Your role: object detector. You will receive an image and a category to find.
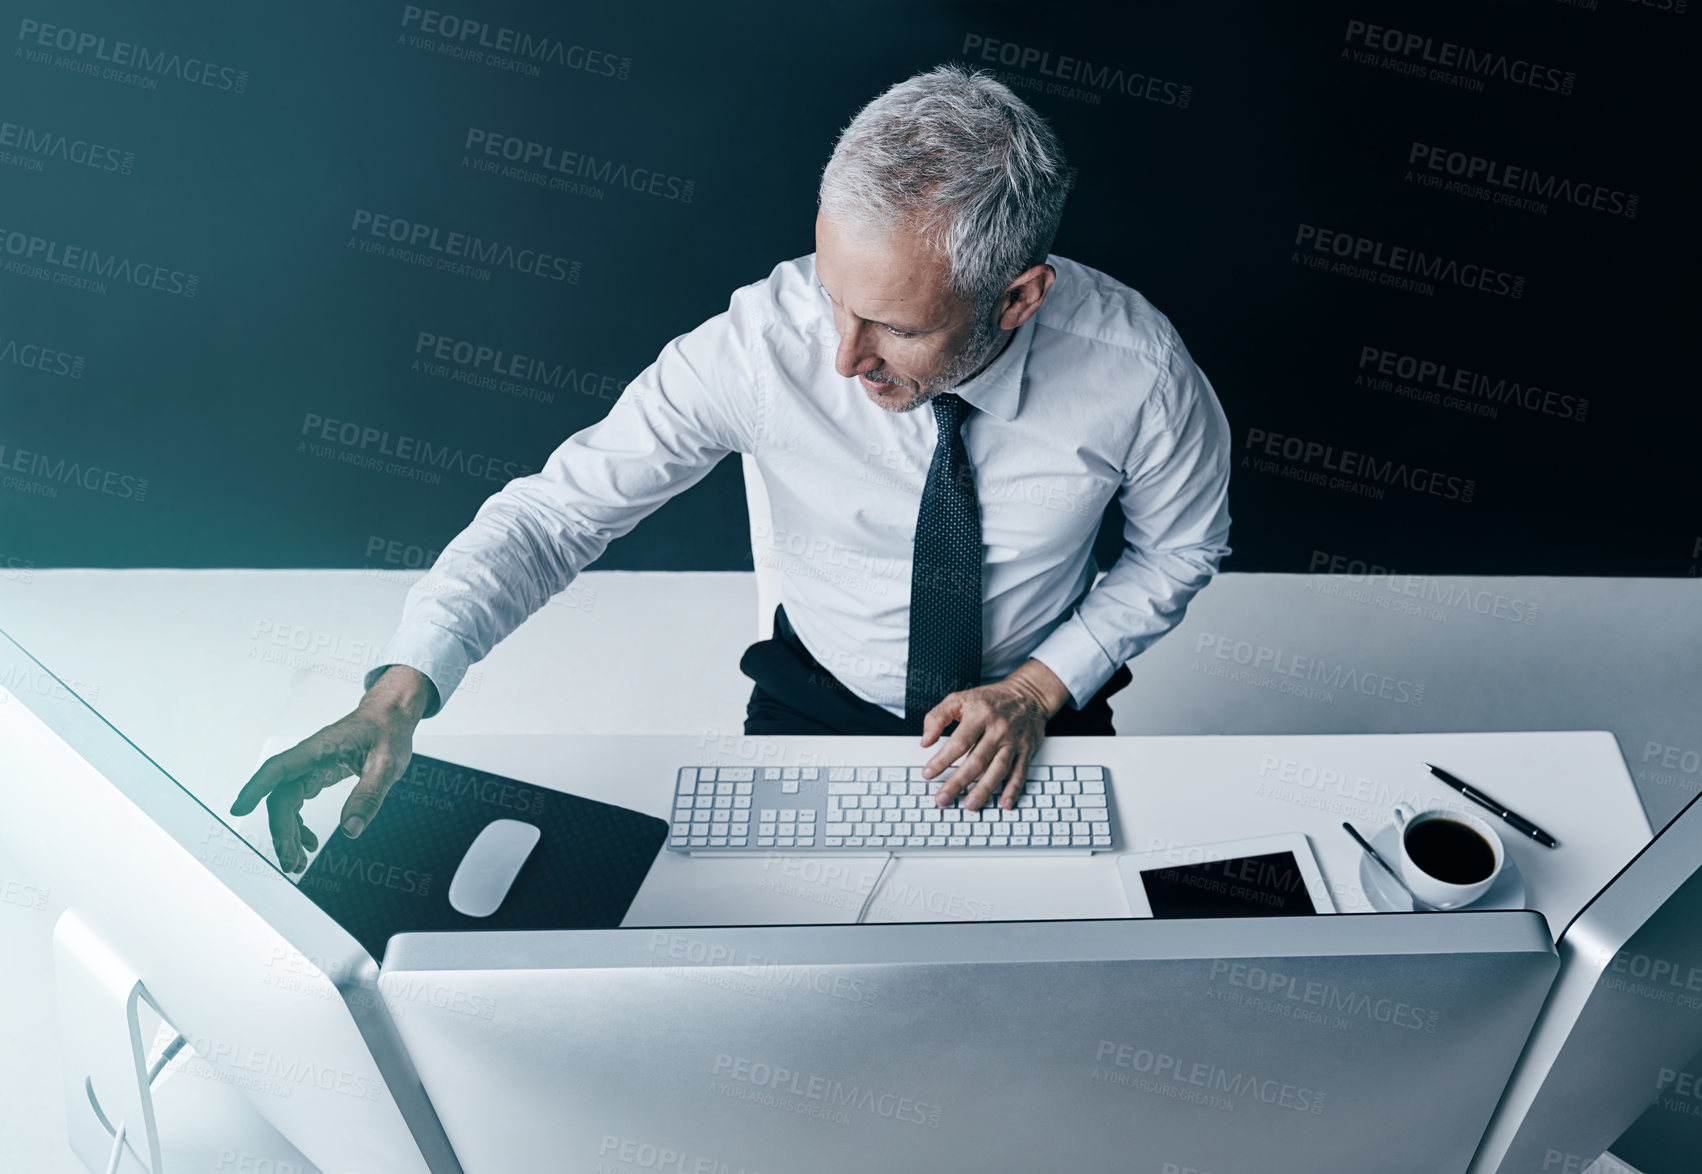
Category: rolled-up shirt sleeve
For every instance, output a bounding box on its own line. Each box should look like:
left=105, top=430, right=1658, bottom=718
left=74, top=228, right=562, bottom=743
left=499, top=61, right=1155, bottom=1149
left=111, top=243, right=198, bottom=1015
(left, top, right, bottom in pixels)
left=1028, top=335, right=1233, bottom=708
left=362, top=292, right=766, bottom=717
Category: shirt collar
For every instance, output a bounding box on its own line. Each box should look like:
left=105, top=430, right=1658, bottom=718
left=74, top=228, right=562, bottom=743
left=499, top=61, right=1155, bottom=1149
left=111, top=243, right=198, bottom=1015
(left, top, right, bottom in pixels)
left=949, top=313, right=1035, bottom=423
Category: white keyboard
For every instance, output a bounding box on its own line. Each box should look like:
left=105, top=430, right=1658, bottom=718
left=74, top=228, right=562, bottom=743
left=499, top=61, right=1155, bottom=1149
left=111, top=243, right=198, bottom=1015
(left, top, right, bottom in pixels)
left=665, top=764, right=1117, bottom=855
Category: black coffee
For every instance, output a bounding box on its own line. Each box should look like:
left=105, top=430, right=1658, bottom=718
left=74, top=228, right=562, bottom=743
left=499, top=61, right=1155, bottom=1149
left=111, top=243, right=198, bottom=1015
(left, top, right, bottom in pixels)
left=1404, top=818, right=1495, bottom=885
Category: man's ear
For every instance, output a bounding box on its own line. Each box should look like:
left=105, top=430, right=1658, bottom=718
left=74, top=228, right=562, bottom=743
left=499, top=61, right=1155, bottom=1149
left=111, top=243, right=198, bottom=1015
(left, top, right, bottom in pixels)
left=997, top=263, right=1056, bottom=331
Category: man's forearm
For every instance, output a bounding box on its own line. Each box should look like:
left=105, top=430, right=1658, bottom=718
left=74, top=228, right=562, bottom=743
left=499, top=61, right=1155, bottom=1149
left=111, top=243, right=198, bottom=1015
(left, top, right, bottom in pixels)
left=1005, top=657, right=1073, bottom=719
left=364, top=664, right=439, bottom=723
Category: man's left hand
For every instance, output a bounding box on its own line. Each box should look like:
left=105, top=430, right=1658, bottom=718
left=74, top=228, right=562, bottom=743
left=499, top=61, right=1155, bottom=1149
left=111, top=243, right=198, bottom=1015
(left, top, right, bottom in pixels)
left=920, top=659, right=1072, bottom=810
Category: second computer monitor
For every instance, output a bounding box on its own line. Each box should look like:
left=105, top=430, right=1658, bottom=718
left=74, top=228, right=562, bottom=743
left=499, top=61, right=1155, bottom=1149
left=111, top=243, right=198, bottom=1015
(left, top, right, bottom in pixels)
left=379, top=912, right=1558, bottom=1174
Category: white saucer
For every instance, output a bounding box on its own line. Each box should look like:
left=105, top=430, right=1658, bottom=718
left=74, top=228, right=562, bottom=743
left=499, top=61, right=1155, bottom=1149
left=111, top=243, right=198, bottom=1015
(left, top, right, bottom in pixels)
left=1358, top=822, right=1526, bottom=913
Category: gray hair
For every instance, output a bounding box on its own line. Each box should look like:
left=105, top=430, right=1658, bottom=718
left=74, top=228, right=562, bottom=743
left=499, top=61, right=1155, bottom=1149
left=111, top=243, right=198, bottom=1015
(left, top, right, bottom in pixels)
left=818, top=63, right=1071, bottom=312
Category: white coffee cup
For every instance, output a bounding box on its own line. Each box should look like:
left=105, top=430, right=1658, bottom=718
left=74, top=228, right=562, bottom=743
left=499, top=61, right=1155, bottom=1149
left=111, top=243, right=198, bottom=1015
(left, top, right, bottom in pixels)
left=1391, top=804, right=1505, bottom=909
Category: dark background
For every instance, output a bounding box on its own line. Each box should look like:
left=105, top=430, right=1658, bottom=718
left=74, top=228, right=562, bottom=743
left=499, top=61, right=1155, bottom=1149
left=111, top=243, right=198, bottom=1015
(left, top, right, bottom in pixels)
left=1, top=0, right=1695, bottom=575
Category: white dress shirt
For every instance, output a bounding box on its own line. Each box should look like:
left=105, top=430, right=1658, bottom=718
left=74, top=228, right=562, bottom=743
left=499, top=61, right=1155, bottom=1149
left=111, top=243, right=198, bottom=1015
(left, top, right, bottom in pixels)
left=365, top=252, right=1233, bottom=720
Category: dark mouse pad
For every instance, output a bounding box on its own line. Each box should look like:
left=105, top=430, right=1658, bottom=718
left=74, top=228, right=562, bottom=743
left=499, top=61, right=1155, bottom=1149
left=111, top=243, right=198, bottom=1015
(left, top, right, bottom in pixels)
left=297, top=753, right=668, bottom=960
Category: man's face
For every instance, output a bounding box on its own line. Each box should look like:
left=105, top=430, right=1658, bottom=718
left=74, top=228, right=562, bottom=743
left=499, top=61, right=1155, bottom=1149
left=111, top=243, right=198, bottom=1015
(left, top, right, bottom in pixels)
left=814, top=211, right=1001, bottom=414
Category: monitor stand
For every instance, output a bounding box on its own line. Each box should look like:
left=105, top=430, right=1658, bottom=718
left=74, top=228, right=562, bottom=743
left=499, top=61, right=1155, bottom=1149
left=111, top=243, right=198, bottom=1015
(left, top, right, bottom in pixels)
left=54, top=909, right=317, bottom=1174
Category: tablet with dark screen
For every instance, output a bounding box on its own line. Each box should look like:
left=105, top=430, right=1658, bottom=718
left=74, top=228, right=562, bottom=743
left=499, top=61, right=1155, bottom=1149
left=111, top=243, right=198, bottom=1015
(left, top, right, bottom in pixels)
left=1139, top=851, right=1319, bottom=918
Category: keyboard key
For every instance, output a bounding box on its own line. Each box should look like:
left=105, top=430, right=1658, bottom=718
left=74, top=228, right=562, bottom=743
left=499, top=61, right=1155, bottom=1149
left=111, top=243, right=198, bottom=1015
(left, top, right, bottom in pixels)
left=757, top=837, right=774, bottom=846
left=1053, top=767, right=1074, bottom=781
left=909, top=767, right=927, bottom=780
left=763, top=768, right=781, bottom=780
left=759, top=823, right=776, bottom=836
left=801, top=768, right=818, bottom=780
left=716, top=782, right=734, bottom=795
left=720, top=768, right=754, bottom=781
left=777, top=837, right=794, bottom=847
left=780, top=809, right=797, bottom=821
left=856, top=767, right=879, bottom=781
left=782, top=780, right=799, bottom=794
left=673, top=823, right=691, bottom=837
left=734, top=796, right=752, bottom=809
left=690, top=837, right=708, bottom=846
left=798, top=810, right=816, bottom=821
left=829, top=782, right=869, bottom=795
left=830, top=767, right=855, bottom=781
left=731, top=823, right=749, bottom=836
left=1026, top=766, right=1049, bottom=781
left=736, top=782, right=753, bottom=795
left=1077, top=766, right=1103, bottom=780
left=826, top=837, right=844, bottom=847
left=783, top=767, right=800, bottom=780
left=881, top=767, right=907, bottom=782
left=759, top=809, right=778, bottom=821
left=1082, top=780, right=1105, bottom=794
left=709, top=837, right=727, bottom=847
left=1077, top=795, right=1107, bottom=808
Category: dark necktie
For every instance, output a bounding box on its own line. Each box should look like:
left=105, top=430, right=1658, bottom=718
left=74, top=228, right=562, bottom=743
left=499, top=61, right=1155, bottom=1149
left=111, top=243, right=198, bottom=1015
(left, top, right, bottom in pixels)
left=904, top=392, right=983, bottom=732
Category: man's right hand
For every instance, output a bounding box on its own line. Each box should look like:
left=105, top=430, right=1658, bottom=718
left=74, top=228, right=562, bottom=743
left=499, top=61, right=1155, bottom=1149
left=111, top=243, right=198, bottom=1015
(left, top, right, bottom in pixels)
left=229, top=665, right=438, bottom=874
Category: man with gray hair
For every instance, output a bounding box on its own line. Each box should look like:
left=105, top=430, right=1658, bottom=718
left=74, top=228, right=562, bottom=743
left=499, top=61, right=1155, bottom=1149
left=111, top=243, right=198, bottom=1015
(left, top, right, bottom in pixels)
left=233, top=63, right=1232, bottom=870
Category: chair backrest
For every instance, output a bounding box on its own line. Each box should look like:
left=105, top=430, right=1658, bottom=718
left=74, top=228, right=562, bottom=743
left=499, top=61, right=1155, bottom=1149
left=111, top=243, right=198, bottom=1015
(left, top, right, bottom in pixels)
left=741, top=453, right=778, bottom=640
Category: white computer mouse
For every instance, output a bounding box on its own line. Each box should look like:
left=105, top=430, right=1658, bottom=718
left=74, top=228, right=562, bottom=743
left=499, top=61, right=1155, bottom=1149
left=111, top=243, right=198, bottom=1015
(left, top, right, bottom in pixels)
left=448, top=819, right=541, bottom=917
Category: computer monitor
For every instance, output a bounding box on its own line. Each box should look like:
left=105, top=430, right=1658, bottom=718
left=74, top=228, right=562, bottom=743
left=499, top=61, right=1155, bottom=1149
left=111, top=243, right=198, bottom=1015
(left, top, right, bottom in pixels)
left=1465, top=791, right=1702, bottom=1174
left=379, top=912, right=1561, bottom=1174
left=0, top=628, right=462, bottom=1173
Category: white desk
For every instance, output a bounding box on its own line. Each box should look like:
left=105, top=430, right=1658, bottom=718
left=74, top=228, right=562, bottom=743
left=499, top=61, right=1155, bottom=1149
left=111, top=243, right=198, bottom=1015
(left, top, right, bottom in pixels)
left=258, top=729, right=1654, bottom=941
